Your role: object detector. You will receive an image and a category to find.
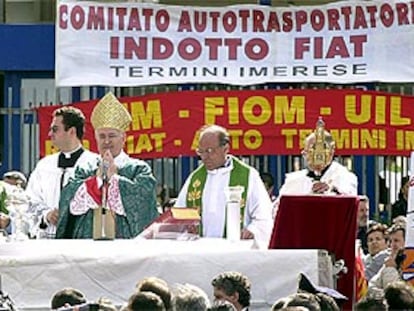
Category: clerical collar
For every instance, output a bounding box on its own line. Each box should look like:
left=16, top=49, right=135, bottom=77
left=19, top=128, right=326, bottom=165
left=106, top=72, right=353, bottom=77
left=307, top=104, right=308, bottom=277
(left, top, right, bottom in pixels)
left=307, top=163, right=331, bottom=180
left=207, top=156, right=232, bottom=174
left=220, top=157, right=231, bottom=168
left=58, top=147, right=84, bottom=169
left=61, top=145, right=83, bottom=159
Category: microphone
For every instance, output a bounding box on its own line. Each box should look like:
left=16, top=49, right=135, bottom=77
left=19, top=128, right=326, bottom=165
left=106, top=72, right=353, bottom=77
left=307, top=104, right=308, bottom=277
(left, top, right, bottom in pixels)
left=102, top=160, right=110, bottom=184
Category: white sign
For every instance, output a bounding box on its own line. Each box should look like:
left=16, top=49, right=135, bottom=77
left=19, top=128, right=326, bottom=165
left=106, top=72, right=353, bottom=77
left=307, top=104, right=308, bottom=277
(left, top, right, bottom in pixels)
left=56, top=0, right=414, bottom=86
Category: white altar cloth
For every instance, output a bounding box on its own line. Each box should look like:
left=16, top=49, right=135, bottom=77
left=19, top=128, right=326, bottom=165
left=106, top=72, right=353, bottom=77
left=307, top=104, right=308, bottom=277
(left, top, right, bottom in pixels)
left=0, top=238, right=322, bottom=310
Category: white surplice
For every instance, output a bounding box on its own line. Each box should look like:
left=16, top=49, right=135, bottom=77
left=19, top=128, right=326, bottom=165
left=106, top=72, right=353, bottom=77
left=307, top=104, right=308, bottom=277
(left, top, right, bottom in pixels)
left=273, top=161, right=358, bottom=218
left=26, top=149, right=99, bottom=237
left=175, top=157, right=274, bottom=246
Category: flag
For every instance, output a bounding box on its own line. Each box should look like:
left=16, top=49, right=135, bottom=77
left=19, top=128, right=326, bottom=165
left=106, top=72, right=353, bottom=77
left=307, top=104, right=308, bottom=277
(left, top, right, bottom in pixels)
left=355, top=244, right=368, bottom=302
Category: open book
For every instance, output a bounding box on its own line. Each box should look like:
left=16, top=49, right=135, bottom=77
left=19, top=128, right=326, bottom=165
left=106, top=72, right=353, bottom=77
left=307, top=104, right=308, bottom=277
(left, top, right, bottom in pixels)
left=139, top=207, right=201, bottom=240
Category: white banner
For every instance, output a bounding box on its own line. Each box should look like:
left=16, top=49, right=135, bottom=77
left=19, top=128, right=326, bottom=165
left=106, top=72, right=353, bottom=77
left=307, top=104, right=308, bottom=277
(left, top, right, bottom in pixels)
left=56, top=0, right=414, bottom=87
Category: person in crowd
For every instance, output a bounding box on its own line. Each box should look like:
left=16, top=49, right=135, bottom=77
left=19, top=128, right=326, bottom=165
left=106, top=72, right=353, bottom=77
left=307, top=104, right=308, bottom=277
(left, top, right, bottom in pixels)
left=392, top=215, right=407, bottom=227
left=211, top=271, right=251, bottom=311
left=357, top=195, right=370, bottom=255
left=50, top=287, right=87, bottom=309
left=391, top=176, right=410, bottom=220
left=171, top=283, right=210, bottom=311
left=175, top=124, right=273, bottom=244
left=260, top=172, right=276, bottom=203
left=56, top=92, right=158, bottom=239
left=26, top=106, right=99, bottom=238
left=274, top=117, right=358, bottom=217
left=271, top=292, right=321, bottom=311
left=0, top=170, right=28, bottom=231
left=363, top=223, right=390, bottom=281
left=208, top=300, right=237, bottom=311
left=368, top=223, right=406, bottom=294
left=354, top=296, right=387, bottom=311
left=384, top=280, right=414, bottom=310
left=96, top=297, right=118, bottom=311
left=136, top=276, right=172, bottom=310
left=127, top=291, right=166, bottom=311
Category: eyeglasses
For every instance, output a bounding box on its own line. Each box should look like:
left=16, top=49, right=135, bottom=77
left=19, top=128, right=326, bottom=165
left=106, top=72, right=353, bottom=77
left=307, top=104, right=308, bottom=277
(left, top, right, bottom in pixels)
left=196, top=145, right=223, bottom=156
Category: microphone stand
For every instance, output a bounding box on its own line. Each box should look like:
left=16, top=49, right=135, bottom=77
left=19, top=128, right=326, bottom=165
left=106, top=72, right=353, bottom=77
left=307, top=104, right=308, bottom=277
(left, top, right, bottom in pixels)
left=101, top=172, right=108, bottom=239
left=93, top=161, right=115, bottom=240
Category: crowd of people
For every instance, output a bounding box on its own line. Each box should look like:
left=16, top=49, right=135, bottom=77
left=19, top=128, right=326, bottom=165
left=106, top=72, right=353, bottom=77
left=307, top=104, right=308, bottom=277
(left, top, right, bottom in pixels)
left=1, top=91, right=414, bottom=310
left=45, top=271, right=414, bottom=310
left=47, top=270, right=349, bottom=311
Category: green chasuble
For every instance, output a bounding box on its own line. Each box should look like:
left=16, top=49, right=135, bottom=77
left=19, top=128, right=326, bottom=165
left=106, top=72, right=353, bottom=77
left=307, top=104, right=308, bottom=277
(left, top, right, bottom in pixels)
left=186, top=156, right=250, bottom=235
left=56, top=158, right=158, bottom=239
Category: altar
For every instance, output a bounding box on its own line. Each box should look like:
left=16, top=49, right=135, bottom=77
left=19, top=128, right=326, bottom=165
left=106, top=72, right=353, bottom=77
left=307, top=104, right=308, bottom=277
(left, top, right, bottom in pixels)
left=0, top=238, right=330, bottom=310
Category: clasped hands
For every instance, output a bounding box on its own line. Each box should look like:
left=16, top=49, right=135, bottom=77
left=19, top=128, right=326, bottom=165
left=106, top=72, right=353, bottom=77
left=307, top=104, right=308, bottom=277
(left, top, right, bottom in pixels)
left=312, top=181, right=330, bottom=194
left=97, top=150, right=118, bottom=181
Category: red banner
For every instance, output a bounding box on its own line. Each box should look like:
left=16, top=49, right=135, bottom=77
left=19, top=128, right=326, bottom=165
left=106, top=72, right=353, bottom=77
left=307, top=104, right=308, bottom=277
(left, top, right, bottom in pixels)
left=37, top=89, right=414, bottom=158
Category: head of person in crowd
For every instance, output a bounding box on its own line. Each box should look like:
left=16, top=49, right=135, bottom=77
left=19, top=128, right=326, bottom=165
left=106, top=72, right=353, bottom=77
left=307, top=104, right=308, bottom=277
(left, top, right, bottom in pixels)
left=367, top=219, right=378, bottom=229
left=388, top=224, right=405, bottom=269
left=49, top=106, right=86, bottom=153
left=393, top=215, right=407, bottom=227
left=271, top=296, right=290, bottom=310
left=96, top=297, right=118, bottom=311
left=91, top=92, right=132, bottom=158
left=127, top=291, right=166, bottom=311
left=196, top=125, right=230, bottom=171
left=208, top=299, right=237, bottom=311
left=171, top=283, right=210, bottom=311
left=301, top=117, right=335, bottom=176
left=354, top=296, right=387, bottom=311
left=3, top=171, right=27, bottom=188
left=272, top=292, right=321, bottom=311
left=357, top=195, right=369, bottom=228
left=136, top=276, right=172, bottom=310
left=260, top=172, right=275, bottom=200
left=50, top=287, right=87, bottom=309
left=384, top=281, right=414, bottom=310
left=366, top=223, right=388, bottom=257
left=388, top=223, right=406, bottom=254
left=211, top=271, right=251, bottom=311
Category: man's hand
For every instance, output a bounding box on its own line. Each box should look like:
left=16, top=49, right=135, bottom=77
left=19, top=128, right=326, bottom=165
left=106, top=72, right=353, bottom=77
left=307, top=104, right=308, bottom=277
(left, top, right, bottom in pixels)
left=241, top=228, right=254, bottom=239
left=0, top=213, right=10, bottom=229
left=46, top=208, right=59, bottom=225
left=99, top=149, right=117, bottom=180
left=312, top=181, right=330, bottom=194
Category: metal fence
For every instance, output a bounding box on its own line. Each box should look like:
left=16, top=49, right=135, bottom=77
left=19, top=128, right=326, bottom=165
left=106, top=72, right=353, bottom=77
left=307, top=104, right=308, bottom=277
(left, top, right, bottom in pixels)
left=1, top=80, right=413, bottom=224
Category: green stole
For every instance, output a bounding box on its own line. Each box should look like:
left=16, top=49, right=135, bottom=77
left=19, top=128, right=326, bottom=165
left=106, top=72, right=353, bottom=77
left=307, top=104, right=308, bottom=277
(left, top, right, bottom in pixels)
left=186, top=156, right=250, bottom=237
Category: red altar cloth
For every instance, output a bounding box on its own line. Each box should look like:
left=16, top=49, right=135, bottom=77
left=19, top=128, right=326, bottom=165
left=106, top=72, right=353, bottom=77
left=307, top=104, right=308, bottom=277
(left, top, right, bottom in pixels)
left=269, top=195, right=358, bottom=310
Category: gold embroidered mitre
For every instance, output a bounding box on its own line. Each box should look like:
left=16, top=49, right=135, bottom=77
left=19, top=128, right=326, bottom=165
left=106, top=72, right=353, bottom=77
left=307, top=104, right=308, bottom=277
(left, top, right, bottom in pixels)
left=91, top=92, right=132, bottom=131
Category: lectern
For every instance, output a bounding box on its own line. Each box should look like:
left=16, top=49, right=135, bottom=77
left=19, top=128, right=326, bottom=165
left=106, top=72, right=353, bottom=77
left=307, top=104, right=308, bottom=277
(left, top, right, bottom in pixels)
left=269, top=195, right=359, bottom=310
